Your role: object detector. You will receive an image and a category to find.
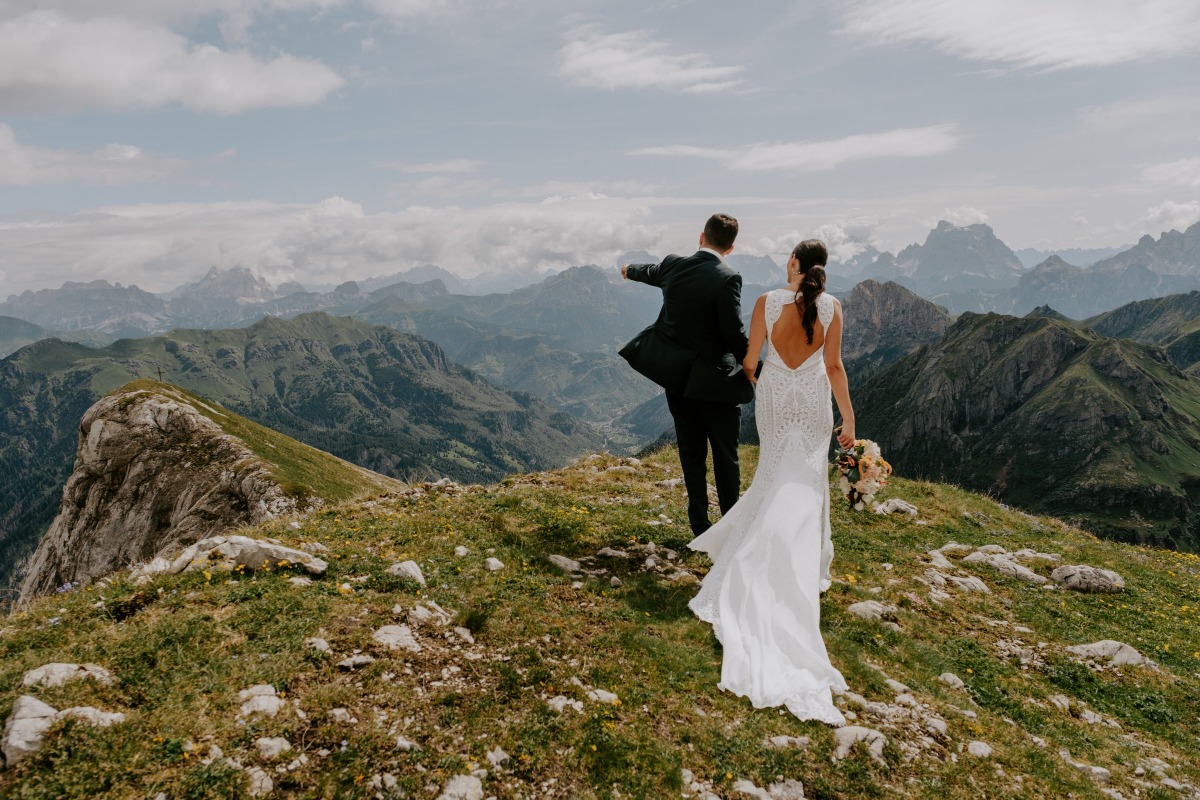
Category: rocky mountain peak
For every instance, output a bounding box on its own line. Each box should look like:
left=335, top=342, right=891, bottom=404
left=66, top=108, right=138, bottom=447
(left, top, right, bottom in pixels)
left=842, top=280, right=953, bottom=362
left=17, top=380, right=402, bottom=604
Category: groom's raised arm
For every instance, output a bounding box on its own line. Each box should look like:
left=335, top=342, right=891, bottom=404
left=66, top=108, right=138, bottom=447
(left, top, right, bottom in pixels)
left=718, top=273, right=749, bottom=361
left=622, top=256, right=673, bottom=287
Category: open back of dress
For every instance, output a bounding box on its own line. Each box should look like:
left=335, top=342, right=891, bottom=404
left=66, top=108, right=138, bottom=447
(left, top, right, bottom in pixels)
left=688, top=288, right=847, bottom=725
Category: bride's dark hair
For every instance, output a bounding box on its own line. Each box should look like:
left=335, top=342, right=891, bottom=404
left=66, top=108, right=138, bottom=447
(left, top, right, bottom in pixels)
left=792, top=239, right=828, bottom=344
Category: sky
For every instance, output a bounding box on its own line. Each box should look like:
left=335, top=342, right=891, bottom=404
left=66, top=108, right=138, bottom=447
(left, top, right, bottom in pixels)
left=1, top=0, right=1199, bottom=297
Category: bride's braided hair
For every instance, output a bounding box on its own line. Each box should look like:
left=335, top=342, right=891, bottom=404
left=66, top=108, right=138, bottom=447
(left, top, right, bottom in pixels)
left=792, top=239, right=828, bottom=344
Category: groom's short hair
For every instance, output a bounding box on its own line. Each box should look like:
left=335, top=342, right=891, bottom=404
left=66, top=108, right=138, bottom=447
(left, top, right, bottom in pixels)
left=703, top=213, right=738, bottom=252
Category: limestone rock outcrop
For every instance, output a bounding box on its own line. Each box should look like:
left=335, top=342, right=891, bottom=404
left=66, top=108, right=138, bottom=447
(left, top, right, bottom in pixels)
left=18, top=385, right=340, bottom=603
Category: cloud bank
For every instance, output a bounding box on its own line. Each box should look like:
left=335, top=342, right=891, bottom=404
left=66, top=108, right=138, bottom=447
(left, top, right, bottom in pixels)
left=0, top=196, right=665, bottom=297
left=0, top=124, right=187, bottom=186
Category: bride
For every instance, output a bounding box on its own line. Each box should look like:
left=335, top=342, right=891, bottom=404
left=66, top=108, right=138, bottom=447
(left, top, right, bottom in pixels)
left=688, top=239, right=855, bottom=725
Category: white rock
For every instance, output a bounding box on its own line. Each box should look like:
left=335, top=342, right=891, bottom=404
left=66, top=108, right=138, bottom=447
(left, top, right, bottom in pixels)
left=22, top=663, right=114, bottom=689
left=486, top=746, right=510, bottom=767
left=304, top=637, right=330, bottom=654
left=238, top=686, right=285, bottom=717
left=967, top=741, right=993, bottom=758
left=1012, top=549, right=1060, bottom=562
left=330, top=708, right=355, bottom=724
left=396, top=736, right=420, bottom=751
left=610, top=576, right=623, bottom=588
left=938, top=672, right=965, bottom=689
left=925, top=717, right=949, bottom=736
left=454, top=627, right=475, bottom=645
left=170, top=535, right=327, bottom=576
left=548, top=554, right=581, bottom=573
left=54, top=707, right=125, bottom=727
left=732, top=779, right=772, bottom=799
left=1065, top=640, right=1150, bottom=667
left=1, top=696, right=58, bottom=766
left=546, top=695, right=583, bottom=714
left=927, top=550, right=955, bottom=569
left=287, top=577, right=312, bottom=587
left=947, top=575, right=991, bottom=593
left=938, top=542, right=974, bottom=556
left=974, top=553, right=1048, bottom=585
left=337, top=654, right=376, bottom=670
left=485, top=557, right=505, bottom=571
left=387, top=560, right=426, bottom=586
left=768, top=779, right=807, bottom=799
left=409, top=601, right=453, bottom=627
left=874, top=498, right=918, bottom=515
left=1051, top=565, right=1124, bottom=594
left=454, top=546, right=469, bottom=557
left=846, top=600, right=897, bottom=621
left=1060, top=749, right=1111, bottom=784
left=130, top=557, right=172, bottom=578
left=765, top=735, right=810, bottom=749
left=246, top=765, right=274, bottom=796
left=256, top=737, right=292, bottom=758
left=885, top=678, right=911, bottom=694
left=586, top=689, right=620, bottom=705
left=1049, top=694, right=1072, bottom=712
left=977, top=545, right=1008, bottom=555
left=373, top=625, right=421, bottom=653
left=437, top=774, right=484, bottom=800
left=833, top=726, right=887, bottom=764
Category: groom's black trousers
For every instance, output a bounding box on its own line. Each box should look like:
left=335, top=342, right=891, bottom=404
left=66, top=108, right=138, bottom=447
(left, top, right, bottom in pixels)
left=665, top=390, right=741, bottom=535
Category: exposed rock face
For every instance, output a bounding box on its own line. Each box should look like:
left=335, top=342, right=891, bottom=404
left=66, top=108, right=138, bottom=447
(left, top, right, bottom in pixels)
left=18, top=387, right=312, bottom=602
left=865, top=221, right=1025, bottom=294
left=842, top=279, right=953, bottom=365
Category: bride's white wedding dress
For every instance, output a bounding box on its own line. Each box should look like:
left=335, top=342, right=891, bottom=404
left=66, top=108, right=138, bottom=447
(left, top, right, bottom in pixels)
left=688, top=288, right=848, bottom=725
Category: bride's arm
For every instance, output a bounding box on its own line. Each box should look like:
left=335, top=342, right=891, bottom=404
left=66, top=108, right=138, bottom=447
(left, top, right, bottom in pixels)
left=824, top=300, right=856, bottom=448
left=742, top=293, right=767, bottom=384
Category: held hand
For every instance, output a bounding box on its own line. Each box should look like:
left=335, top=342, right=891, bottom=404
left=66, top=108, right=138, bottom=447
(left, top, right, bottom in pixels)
left=743, top=362, right=758, bottom=387
left=836, top=425, right=856, bottom=450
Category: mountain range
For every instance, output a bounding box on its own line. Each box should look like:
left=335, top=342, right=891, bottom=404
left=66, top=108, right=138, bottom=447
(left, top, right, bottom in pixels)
left=856, top=312, right=1200, bottom=549
left=0, top=312, right=602, bottom=595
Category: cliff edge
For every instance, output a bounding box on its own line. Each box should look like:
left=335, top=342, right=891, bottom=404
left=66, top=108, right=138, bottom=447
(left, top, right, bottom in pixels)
left=18, top=381, right=402, bottom=603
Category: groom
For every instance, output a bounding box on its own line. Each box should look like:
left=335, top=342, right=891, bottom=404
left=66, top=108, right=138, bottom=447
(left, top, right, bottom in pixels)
left=621, top=213, right=749, bottom=536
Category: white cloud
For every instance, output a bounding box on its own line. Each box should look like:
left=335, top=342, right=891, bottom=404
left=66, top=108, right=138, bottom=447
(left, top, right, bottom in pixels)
left=0, top=195, right=666, bottom=296
left=0, top=10, right=344, bottom=114
left=0, top=124, right=188, bottom=186
left=1141, top=200, right=1200, bottom=232
left=840, top=0, right=1200, bottom=70
left=496, top=179, right=663, bottom=201
left=926, top=205, right=990, bottom=227
left=557, top=26, right=744, bottom=93
left=1070, top=211, right=1089, bottom=227
left=633, top=125, right=960, bottom=172
left=753, top=216, right=880, bottom=265
left=385, top=158, right=483, bottom=173
left=1143, top=157, right=1200, bottom=189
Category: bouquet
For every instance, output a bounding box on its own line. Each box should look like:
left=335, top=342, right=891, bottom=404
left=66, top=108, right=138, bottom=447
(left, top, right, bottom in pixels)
left=834, top=436, right=892, bottom=511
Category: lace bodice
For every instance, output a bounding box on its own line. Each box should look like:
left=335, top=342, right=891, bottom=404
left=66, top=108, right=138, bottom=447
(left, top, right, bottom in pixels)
left=763, top=289, right=835, bottom=369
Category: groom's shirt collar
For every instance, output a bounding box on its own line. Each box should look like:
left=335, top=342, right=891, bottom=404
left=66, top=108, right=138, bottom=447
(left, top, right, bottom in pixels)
left=698, top=246, right=726, bottom=262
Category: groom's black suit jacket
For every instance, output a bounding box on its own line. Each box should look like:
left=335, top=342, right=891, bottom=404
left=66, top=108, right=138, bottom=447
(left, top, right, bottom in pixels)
left=625, top=251, right=750, bottom=394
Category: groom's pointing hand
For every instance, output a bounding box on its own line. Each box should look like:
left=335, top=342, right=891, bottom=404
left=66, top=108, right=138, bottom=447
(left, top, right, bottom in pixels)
left=620, top=264, right=630, bottom=279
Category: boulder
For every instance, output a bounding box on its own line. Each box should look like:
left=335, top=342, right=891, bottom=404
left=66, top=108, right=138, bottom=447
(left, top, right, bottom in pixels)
left=437, top=775, right=484, bottom=800
left=1051, top=565, right=1124, bottom=593
left=22, top=663, right=114, bottom=689
left=938, top=672, right=965, bottom=690
left=967, top=741, right=993, bottom=757
left=256, top=737, right=292, bottom=758
left=1065, top=640, right=1150, bottom=667
left=337, top=655, right=376, bottom=670
left=169, top=535, right=327, bottom=576
left=548, top=554, right=581, bottom=573
left=386, top=560, right=426, bottom=585
left=927, top=550, right=955, bottom=570
left=373, top=625, right=421, bottom=653
left=485, top=557, right=505, bottom=571
left=846, top=601, right=897, bottom=621
left=833, top=726, right=887, bottom=764
left=1, top=696, right=58, bottom=767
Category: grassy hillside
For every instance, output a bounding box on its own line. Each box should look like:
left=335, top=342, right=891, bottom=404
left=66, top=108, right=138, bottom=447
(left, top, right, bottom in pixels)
left=1087, top=291, right=1200, bottom=371
left=115, top=380, right=404, bottom=504
left=3, top=446, right=1197, bottom=798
